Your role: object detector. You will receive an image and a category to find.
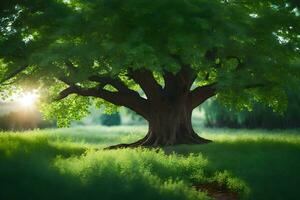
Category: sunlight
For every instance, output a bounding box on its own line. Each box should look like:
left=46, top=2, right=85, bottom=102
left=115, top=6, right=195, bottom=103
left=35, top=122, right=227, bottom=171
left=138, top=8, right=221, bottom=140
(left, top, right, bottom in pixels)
left=18, top=91, right=39, bottom=108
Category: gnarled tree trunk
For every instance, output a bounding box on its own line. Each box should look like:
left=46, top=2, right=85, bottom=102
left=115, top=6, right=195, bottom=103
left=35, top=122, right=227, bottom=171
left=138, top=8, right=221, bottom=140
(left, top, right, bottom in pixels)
left=56, top=61, right=216, bottom=149
left=106, top=91, right=212, bottom=149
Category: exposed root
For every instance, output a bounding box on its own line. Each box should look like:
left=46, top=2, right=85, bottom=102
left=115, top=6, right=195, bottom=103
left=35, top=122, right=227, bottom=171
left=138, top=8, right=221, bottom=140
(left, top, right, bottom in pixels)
left=104, top=137, right=148, bottom=150
left=104, top=132, right=212, bottom=150
left=191, top=133, right=212, bottom=144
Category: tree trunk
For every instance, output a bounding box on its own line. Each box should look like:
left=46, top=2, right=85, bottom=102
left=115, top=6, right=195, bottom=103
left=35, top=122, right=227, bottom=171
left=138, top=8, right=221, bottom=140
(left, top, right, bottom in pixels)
left=55, top=60, right=216, bottom=150
left=106, top=100, right=211, bottom=149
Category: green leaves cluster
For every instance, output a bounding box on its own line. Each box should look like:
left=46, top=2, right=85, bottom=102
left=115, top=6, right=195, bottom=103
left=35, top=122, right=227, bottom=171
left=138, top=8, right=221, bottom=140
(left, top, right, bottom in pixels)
left=0, top=0, right=299, bottom=125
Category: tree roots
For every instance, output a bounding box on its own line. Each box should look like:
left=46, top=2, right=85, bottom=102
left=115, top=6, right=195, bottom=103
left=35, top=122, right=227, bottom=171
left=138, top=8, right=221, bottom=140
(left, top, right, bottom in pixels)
left=104, top=132, right=212, bottom=150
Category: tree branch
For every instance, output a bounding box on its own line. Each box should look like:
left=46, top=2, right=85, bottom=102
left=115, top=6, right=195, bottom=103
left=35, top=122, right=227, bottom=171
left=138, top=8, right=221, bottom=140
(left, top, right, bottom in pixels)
left=0, top=65, right=28, bottom=84
left=128, top=69, right=162, bottom=101
left=55, top=80, right=150, bottom=119
left=188, top=83, right=217, bottom=109
left=88, top=75, right=136, bottom=95
left=169, top=54, right=197, bottom=84
left=58, top=76, right=74, bottom=85
left=163, top=54, right=197, bottom=96
left=162, top=69, right=177, bottom=92
left=188, top=81, right=266, bottom=110
left=55, top=86, right=78, bottom=101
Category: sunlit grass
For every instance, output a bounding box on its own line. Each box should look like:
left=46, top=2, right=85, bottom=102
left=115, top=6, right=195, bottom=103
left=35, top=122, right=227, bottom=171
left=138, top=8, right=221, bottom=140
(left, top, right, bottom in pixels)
left=0, top=126, right=299, bottom=199
left=0, top=126, right=248, bottom=200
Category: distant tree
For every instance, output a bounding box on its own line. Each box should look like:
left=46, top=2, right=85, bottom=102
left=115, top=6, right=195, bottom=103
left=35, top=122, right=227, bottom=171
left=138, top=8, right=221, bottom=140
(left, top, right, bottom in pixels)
left=122, top=108, right=146, bottom=125
left=0, top=0, right=299, bottom=148
left=0, top=110, right=55, bottom=131
left=203, top=94, right=300, bottom=129
left=100, top=112, right=121, bottom=126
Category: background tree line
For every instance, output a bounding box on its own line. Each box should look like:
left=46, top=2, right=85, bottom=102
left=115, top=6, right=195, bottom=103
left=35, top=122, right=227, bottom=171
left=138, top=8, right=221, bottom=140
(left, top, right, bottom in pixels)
left=202, top=88, right=300, bottom=129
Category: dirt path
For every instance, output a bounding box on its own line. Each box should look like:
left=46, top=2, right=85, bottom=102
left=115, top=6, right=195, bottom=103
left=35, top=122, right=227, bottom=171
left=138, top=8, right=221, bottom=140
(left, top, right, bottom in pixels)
left=195, top=183, right=238, bottom=200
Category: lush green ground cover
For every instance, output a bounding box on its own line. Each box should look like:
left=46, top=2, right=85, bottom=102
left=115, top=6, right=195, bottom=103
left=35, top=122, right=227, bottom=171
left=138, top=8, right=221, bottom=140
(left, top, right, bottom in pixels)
left=0, top=126, right=299, bottom=200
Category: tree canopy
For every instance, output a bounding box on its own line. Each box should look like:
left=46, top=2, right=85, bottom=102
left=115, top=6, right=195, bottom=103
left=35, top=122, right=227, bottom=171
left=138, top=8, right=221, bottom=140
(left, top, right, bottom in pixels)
left=0, top=0, right=299, bottom=127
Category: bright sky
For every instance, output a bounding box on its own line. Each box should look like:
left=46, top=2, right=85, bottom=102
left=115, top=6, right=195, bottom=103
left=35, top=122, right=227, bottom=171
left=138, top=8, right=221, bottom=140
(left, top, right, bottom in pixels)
left=6, top=90, right=40, bottom=109
left=18, top=91, right=39, bottom=108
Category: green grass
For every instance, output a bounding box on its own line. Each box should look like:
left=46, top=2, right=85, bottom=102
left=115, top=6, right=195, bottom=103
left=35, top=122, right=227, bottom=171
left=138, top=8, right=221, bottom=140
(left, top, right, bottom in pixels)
left=0, top=126, right=299, bottom=200
left=170, top=128, right=300, bottom=200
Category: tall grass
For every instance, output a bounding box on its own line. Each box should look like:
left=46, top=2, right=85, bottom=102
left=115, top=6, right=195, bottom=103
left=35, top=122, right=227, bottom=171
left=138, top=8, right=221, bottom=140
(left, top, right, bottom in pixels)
left=1, top=126, right=299, bottom=200
left=0, top=127, right=249, bottom=200
left=170, top=128, right=300, bottom=200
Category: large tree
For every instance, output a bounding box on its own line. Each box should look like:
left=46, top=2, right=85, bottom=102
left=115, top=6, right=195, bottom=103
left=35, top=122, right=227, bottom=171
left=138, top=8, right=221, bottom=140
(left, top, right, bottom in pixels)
left=0, top=0, right=299, bottom=148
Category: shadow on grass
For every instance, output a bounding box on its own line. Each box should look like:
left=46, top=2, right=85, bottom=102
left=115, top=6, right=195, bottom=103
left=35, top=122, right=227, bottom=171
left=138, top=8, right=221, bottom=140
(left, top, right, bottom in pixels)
left=0, top=137, right=85, bottom=200
left=167, top=139, right=300, bottom=200
left=0, top=137, right=216, bottom=200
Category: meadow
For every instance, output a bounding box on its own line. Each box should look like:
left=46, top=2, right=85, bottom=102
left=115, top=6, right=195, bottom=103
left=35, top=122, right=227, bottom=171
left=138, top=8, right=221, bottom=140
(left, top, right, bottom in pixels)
left=0, top=126, right=299, bottom=200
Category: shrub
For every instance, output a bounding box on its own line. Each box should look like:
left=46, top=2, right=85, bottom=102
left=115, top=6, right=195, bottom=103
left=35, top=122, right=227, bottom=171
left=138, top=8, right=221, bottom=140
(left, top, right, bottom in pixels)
left=100, top=112, right=121, bottom=126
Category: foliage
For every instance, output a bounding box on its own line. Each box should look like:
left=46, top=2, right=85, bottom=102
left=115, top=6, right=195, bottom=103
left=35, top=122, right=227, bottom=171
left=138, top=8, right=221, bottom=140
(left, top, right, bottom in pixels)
left=0, top=128, right=251, bottom=200
left=0, top=0, right=299, bottom=125
left=40, top=92, right=91, bottom=127
left=100, top=112, right=121, bottom=126
left=209, top=171, right=250, bottom=198
left=202, top=88, right=300, bottom=128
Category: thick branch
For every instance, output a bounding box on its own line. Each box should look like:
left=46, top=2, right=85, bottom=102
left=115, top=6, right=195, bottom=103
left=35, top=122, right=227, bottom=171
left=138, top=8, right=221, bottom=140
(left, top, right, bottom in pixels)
left=163, top=54, right=197, bottom=97
left=56, top=83, right=150, bottom=119
left=170, top=54, right=197, bottom=88
left=188, top=83, right=217, bottom=109
left=55, top=86, right=77, bottom=101
left=0, top=65, right=28, bottom=84
left=128, top=69, right=162, bottom=101
left=88, top=75, right=135, bottom=94
left=188, top=81, right=266, bottom=110
left=58, top=76, right=74, bottom=85
left=162, top=70, right=177, bottom=92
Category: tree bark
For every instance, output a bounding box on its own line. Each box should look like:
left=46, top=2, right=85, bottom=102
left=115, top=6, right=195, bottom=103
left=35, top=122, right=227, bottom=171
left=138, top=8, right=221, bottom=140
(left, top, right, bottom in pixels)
left=106, top=97, right=211, bottom=149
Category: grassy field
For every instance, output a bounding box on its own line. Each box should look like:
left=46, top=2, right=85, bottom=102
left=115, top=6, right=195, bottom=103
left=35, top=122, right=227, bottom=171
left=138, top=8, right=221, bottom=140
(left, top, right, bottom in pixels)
left=0, top=126, right=299, bottom=200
